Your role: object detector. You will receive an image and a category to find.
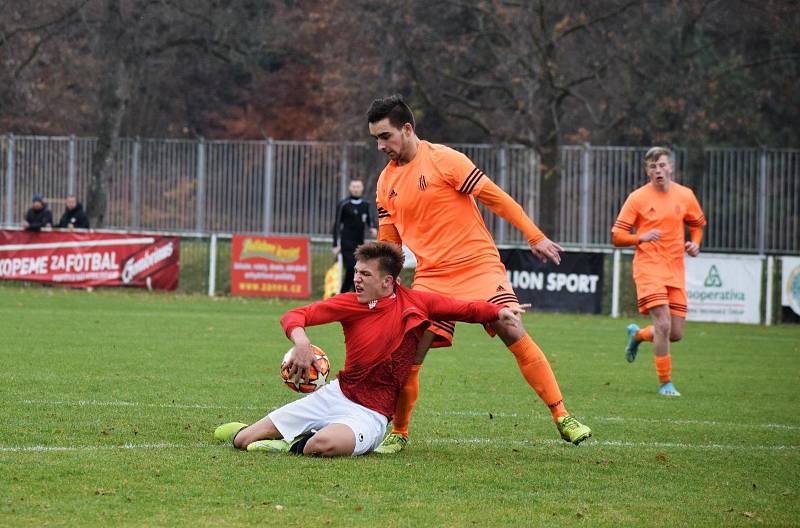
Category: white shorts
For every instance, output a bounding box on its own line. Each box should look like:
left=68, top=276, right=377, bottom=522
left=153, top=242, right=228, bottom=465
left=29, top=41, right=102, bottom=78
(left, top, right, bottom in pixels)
left=267, top=379, right=388, bottom=456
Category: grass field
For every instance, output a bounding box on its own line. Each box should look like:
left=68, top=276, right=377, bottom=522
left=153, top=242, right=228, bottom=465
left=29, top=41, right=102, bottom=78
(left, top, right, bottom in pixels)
left=1, top=285, right=799, bottom=527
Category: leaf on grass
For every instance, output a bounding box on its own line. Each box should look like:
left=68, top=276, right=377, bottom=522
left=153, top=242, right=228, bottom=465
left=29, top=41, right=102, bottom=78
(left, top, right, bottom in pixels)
left=275, top=504, right=284, bottom=511
left=741, top=511, right=755, bottom=518
left=94, top=489, right=114, bottom=496
left=354, top=505, right=364, bottom=512
left=655, top=452, right=668, bottom=462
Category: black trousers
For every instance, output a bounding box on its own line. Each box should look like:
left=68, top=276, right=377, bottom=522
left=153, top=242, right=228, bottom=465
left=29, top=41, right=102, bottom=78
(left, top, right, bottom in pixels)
left=340, top=248, right=357, bottom=293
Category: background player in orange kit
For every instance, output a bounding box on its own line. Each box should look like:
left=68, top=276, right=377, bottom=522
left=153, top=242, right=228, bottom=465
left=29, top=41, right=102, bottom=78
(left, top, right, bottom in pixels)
left=611, top=147, right=706, bottom=396
left=365, top=94, right=591, bottom=453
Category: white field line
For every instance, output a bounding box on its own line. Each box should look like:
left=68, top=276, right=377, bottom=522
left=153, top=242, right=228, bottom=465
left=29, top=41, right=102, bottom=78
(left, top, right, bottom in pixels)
left=16, top=399, right=800, bottom=431
left=0, top=442, right=216, bottom=453
left=421, top=438, right=800, bottom=451
left=0, top=439, right=796, bottom=454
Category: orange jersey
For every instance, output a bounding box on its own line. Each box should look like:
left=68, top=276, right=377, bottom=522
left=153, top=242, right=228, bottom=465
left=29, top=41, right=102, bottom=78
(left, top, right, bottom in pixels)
left=612, top=182, right=706, bottom=287
left=376, top=141, right=499, bottom=278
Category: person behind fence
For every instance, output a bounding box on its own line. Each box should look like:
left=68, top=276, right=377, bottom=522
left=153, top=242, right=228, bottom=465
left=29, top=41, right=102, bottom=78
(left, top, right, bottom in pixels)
left=332, top=179, right=378, bottom=293
left=56, top=195, right=90, bottom=230
left=611, top=146, right=706, bottom=397
left=23, top=194, right=53, bottom=232
left=213, top=241, right=524, bottom=457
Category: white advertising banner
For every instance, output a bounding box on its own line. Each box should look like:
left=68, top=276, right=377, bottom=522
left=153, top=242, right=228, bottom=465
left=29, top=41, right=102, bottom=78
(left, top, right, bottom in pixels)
left=781, top=256, right=800, bottom=316
left=685, top=254, right=762, bottom=324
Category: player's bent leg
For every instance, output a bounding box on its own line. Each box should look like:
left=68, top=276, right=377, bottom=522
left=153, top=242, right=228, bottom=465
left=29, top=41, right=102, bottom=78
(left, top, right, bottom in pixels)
left=304, top=424, right=357, bottom=457
left=380, top=329, right=437, bottom=453
left=233, top=416, right=282, bottom=449
left=649, top=306, right=672, bottom=358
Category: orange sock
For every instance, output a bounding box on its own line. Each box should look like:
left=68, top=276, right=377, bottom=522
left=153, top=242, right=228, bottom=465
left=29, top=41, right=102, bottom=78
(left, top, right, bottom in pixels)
left=636, top=325, right=654, bottom=342
left=508, top=335, right=567, bottom=421
left=654, top=354, right=672, bottom=384
left=391, top=364, right=422, bottom=437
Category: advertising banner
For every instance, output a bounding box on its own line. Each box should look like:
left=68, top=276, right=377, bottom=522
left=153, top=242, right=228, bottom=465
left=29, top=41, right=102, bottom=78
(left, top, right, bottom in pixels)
left=0, top=230, right=179, bottom=290
left=685, top=254, right=762, bottom=324
left=780, top=256, right=800, bottom=317
left=231, top=235, right=310, bottom=298
left=499, top=249, right=604, bottom=313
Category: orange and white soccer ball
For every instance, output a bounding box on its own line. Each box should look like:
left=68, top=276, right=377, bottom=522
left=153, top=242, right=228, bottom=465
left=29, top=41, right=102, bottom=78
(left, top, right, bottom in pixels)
left=281, top=345, right=330, bottom=393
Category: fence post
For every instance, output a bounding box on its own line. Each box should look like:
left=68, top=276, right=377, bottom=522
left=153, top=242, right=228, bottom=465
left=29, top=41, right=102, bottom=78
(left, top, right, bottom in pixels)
left=5, top=134, right=14, bottom=226
left=196, top=138, right=206, bottom=233
left=757, top=147, right=768, bottom=255
left=131, top=138, right=141, bottom=229
left=496, top=145, right=508, bottom=244
left=262, top=138, right=274, bottom=233
left=611, top=249, right=621, bottom=318
left=765, top=255, right=774, bottom=326
left=579, top=143, right=591, bottom=249
left=68, top=135, right=76, bottom=196
left=208, top=233, right=218, bottom=297
left=339, top=143, right=349, bottom=199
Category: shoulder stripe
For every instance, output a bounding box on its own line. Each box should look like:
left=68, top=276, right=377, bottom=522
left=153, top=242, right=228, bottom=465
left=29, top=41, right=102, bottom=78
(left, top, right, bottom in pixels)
left=458, top=168, right=485, bottom=194
left=377, top=206, right=390, bottom=219
left=613, top=220, right=634, bottom=230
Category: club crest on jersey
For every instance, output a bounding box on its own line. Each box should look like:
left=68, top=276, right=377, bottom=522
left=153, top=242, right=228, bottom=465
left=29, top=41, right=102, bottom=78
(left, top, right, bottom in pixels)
left=368, top=299, right=378, bottom=309
left=418, top=174, right=427, bottom=191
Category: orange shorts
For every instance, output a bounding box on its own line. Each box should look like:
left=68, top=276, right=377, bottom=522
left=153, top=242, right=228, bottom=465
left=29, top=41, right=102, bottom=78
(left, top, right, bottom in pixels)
left=413, top=259, right=519, bottom=348
left=636, top=281, right=688, bottom=318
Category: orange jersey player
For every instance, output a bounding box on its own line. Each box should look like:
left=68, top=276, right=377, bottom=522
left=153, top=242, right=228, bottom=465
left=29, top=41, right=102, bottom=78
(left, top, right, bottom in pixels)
left=366, top=94, right=591, bottom=453
left=611, top=147, right=706, bottom=396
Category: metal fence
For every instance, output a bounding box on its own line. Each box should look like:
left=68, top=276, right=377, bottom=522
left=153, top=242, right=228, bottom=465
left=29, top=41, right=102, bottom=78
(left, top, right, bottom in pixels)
left=1, top=134, right=798, bottom=254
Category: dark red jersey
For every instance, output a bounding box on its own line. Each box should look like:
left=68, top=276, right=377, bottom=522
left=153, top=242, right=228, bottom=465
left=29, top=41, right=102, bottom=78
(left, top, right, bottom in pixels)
left=280, top=283, right=502, bottom=417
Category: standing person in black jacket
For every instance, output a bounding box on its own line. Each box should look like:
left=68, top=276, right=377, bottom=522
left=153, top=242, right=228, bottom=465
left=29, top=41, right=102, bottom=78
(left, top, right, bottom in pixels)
left=56, top=195, right=90, bottom=230
left=332, top=179, right=378, bottom=293
left=23, top=194, right=53, bottom=232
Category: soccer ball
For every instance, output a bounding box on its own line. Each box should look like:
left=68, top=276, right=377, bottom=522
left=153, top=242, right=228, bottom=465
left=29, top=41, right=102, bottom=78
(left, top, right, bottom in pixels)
left=281, top=345, right=330, bottom=393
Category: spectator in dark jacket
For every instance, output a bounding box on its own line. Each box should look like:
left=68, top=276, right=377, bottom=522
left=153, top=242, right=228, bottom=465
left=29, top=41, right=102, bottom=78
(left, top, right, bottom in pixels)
left=23, top=194, right=53, bottom=232
left=332, top=179, right=378, bottom=293
left=56, top=195, right=90, bottom=230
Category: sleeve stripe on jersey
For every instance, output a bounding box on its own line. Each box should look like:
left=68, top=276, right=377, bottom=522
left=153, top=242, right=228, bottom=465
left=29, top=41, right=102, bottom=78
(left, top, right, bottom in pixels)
left=458, top=167, right=485, bottom=194
left=613, top=220, right=634, bottom=231
left=377, top=206, right=390, bottom=219
left=686, top=216, right=706, bottom=226
left=488, top=292, right=519, bottom=306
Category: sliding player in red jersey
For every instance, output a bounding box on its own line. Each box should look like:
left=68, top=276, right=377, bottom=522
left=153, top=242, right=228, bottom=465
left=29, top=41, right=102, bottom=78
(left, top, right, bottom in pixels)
left=366, top=94, right=591, bottom=453
left=213, top=242, right=524, bottom=456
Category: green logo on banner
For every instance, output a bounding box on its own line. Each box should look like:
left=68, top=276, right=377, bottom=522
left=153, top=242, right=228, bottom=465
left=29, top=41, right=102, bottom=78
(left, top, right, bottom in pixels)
left=704, top=265, right=723, bottom=288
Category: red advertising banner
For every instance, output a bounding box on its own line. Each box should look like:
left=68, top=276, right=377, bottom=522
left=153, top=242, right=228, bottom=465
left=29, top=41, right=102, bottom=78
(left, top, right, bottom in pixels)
left=0, top=230, right=180, bottom=290
left=231, top=235, right=310, bottom=298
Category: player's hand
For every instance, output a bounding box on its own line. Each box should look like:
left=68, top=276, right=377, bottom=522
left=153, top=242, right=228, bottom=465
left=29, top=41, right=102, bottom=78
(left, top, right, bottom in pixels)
left=369, top=227, right=378, bottom=238
left=498, top=304, right=530, bottom=329
left=331, top=246, right=340, bottom=256
left=530, top=238, right=563, bottom=265
left=285, top=340, right=320, bottom=382
left=685, top=241, right=700, bottom=257
left=638, top=229, right=661, bottom=243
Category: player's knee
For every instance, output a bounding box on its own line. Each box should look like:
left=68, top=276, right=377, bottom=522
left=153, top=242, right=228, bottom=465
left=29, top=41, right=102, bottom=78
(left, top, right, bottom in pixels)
left=669, top=329, right=683, bottom=342
left=304, top=435, right=339, bottom=457
left=654, top=319, right=671, bottom=336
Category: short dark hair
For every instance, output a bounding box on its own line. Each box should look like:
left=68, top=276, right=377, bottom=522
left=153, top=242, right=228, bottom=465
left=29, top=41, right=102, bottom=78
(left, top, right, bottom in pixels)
left=367, top=94, right=415, bottom=130
left=354, top=241, right=404, bottom=279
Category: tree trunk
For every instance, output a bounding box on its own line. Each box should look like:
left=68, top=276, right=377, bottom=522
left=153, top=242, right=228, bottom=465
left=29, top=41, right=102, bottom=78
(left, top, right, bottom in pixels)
left=85, top=0, right=130, bottom=228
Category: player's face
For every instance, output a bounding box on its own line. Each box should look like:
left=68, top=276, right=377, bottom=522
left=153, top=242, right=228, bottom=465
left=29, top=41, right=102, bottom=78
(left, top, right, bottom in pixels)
left=66, top=197, right=77, bottom=209
left=349, top=180, right=364, bottom=198
left=646, top=155, right=673, bottom=189
left=353, top=258, right=393, bottom=303
left=369, top=119, right=412, bottom=163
